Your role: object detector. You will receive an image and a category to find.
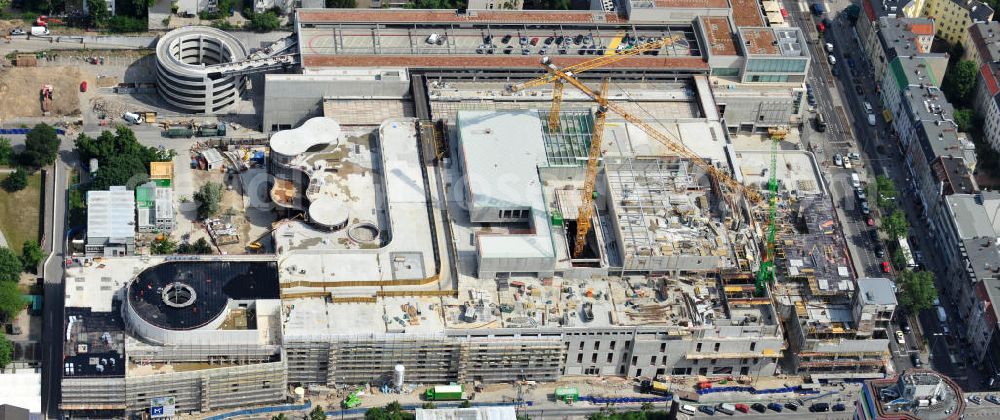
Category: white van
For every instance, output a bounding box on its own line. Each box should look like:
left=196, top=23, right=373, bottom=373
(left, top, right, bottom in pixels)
left=122, top=112, right=142, bottom=125
left=851, top=172, right=861, bottom=188
left=426, top=33, right=440, bottom=44
left=679, top=404, right=697, bottom=415
left=717, top=403, right=736, bottom=415
left=868, top=113, right=877, bottom=126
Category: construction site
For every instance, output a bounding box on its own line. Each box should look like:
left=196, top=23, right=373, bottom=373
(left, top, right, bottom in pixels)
left=48, top=4, right=904, bottom=417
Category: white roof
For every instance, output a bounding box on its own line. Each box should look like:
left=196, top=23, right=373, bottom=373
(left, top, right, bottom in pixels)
left=87, top=186, right=135, bottom=239
left=457, top=111, right=555, bottom=262
left=308, top=196, right=349, bottom=227
left=200, top=148, right=225, bottom=164
left=457, top=110, right=548, bottom=210
left=0, top=371, right=42, bottom=415
left=270, top=116, right=341, bottom=157
left=416, top=407, right=516, bottom=420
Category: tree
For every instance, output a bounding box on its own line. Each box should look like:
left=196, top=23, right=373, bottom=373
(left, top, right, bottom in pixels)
left=897, top=270, right=938, bottom=312
left=0, top=248, right=21, bottom=283
left=75, top=127, right=173, bottom=190
left=326, top=0, right=356, bottom=6
left=271, top=414, right=289, bottom=420
left=194, top=182, right=224, bottom=219
left=954, top=108, right=975, bottom=133
left=0, top=138, right=12, bottom=166
left=880, top=209, right=910, bottom=240
left=364, top=402, right=413, bottom=420
left=308, top=406, right=327, bottom=420
left=0, top=332, right=12, bottom=369
left=150, top=236, right=177, bottom=255
left=0, top=282, right=23, bottom=322
left=843, top=3, right=860, bottom=23
left=247, top=11, right=280, bottom=31
left=458, top=401, right=472, bottom=408
left=2, top=168, right=28, bottom=192
left=87, top=0, right=112, bottom=27
left=420, top=403, right=436, bottom=409
left=178, top=238, right=213, bottom=254
left=19, top=241, right=44, bottom=273
left=20, top=123, right=60, bottom=169
left=942, top=60, right=978, bottom=108
left=875, top=175, right=897, bottom=209
left=892, top=246, right=908, bottom=270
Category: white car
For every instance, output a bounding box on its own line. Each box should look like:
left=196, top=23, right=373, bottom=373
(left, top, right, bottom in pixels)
left=825, top=42, right=834, bottom=52
left=828, top=54, right=837, bottom=65
left=833, top=154, right=843, bottom=166
left=896, top=331, right=905, bottom=345
left=867, top=113, right=877, bottom=126
left=848, top=152, right=861, bottom=160
left=863, top=102, right=874, bottom=113
left=843, top=159, right=852, bottom=169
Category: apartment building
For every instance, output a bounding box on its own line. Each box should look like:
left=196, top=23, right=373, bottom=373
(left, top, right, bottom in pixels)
left=967, top=23, right=1000, bottom=155
left=858, top=16, right=940, bottom=85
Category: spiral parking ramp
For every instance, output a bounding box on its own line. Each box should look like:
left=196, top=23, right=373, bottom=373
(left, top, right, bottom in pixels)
left=155, top=26, right=249, bottom=114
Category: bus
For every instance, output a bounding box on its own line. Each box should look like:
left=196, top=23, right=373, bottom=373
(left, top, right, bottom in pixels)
left=897, top=238, right=917, bottom=268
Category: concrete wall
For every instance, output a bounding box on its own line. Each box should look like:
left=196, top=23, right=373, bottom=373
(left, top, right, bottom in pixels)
left=263, top=72, right=410, bottom=133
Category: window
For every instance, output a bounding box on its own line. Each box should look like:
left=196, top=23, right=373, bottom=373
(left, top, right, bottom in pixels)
left=696, top=343, right=703, bottom=352
left=750, top=342, right=756, bottom=351
left=660, top=343, right=666, bottom=352
left=592, top=353, right=598, bottom=363
left=740, top=367, right=750, bottom=375
left=595, top=342, right=601, bottom=351
left=579, top=342, right=584, bottom=350
left=636, top=369, right=642, bottom=377
left=651, top=356, right=657, bottom=364
left=714, top=343, right=720, bottom=352
left=610, top=341, right=616, bottom=350
left=632, top=356, right=638, bottom=366
left=625, top=340, right=631, bottom=349
left=607, top=353, right=613, bottom=363
left=577, top=354, right=583, bottom=363
left=672, top=367, right=687, bottom=375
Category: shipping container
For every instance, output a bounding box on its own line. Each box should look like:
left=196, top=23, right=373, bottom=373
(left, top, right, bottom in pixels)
left=425, top=384, right=464, bottom=401
left=554, top=387, right=579, bottom=402
left=164, top=127, right=194, bottom=138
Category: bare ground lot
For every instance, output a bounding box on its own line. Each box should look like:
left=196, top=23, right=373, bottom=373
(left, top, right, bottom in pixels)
left=0, top=65, right=85, bottom=119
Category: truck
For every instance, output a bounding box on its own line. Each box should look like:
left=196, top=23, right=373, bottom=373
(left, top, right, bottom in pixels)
left=425, top=384, right=464, bottom=401
left=30, top=26, right=49, bottom=36
left=195, top=123, right=226, bottom=137
left=811, top=2, right=826, bottom=15
left=163, top=127, right=194, bottom=139
left=851, top=172, right=861, bottom=188
left=554, top=387, right=579, bottom=403
left=640, top=379, right=671, bottom=396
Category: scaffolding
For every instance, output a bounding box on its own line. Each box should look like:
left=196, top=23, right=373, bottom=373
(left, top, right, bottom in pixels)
left=540, top=110, right=594, bottom=166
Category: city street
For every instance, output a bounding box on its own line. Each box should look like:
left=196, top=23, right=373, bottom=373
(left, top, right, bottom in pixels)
left=781, top=0, right=988, bottom=389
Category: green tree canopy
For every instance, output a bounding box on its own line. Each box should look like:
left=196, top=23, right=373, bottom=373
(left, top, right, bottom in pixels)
left=2, top=168, right=28, bottom=192
left=326, top=0, right=357, bottom=6
left=194, top=182, right=224, bottom=219
left=0, top=138, right=13, bottom=166
left=875, top=175, right=897, bottom=209
left=365, top=401, right=414, bottom=420
left=943, top=60, right=978, bottom=108
left=880, top=209, right=910, bottom=240
left=954, top=108, right=975, bottom=133
left=20, top=240, right=44, bottom=273
left=0, top=248, right=22, bottom=283
left=247, top=11, right=281, bottom=31
left=0, top=281, right=23, bottom=322
left=21, top=123, right=60, bottom=169
left=75, top=127, right=173, bottom=190
left=308, top=406, right=327, bottom=420
left=0, top=332, right=12, bottom=369
left=150, top=237, right=177, bottom=255
left=898, top=270, right=938, bottom=312
left=87, top=0, right=112, bottom=27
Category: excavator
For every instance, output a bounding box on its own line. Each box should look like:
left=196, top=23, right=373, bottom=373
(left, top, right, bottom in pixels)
left=246, top=213, right=302, bottom=252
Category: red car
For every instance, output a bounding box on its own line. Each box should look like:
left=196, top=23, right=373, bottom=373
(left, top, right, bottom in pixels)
left=780, top=7, right=788, bottom=17
left=735, top=403, right=750, bottom=413
left=867, top=217, right=875, bottom=227
left=881, top=261, right=891, bottom=273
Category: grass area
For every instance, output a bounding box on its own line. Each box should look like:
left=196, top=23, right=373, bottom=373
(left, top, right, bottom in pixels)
left=0, top=171, right=42, bottom=254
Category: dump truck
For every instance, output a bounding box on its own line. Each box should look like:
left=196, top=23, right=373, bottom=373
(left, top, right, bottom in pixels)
left=163, top=126, right=194, bottom=139
left=554, top=387, right=579, bottom=403
left=640, top=380, right=671, bottom=396
left=195, top=123, right=226, bottom=137
left=425, top=384, right=464, bottom=401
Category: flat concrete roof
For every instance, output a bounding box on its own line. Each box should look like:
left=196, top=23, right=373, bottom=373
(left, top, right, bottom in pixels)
left=87, top=186, right=135, bottom=240
left=269, top=117, right=342, bottom=157
left=297, top=8, right=624, bottom=24
left=700, top=16, right=739, bottom=57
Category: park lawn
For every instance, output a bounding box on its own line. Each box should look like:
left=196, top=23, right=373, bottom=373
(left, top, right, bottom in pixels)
left=0, top=171, right=42, bottom=254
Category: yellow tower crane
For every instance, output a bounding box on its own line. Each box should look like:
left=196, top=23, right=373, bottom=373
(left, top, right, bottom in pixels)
left=508, top=36, right=682, bottom=132
left=512, top=57, right=765, bottom=258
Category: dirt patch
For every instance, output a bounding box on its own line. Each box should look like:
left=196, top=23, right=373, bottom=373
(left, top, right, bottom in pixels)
left=0, top=66, right=86, bottom=118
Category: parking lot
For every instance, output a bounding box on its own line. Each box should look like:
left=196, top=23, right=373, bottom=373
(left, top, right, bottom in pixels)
left=301, top=25, right=700, bottom=57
